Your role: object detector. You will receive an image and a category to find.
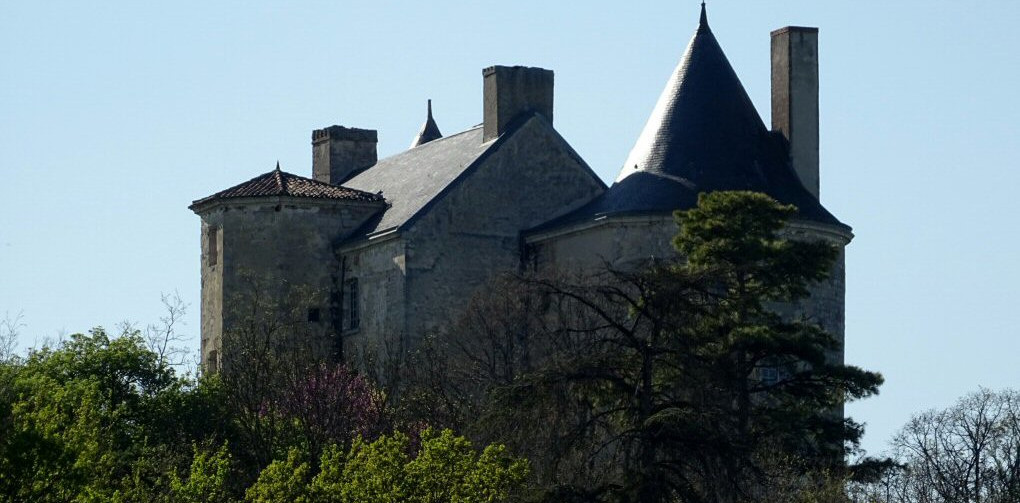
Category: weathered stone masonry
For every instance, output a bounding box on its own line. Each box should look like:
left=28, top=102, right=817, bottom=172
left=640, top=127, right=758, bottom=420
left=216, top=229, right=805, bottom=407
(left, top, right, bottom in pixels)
left=191, top=5, right=851, bottom=374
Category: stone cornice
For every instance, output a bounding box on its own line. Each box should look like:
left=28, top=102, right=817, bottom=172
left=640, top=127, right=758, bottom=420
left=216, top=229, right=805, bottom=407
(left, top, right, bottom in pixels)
left=524, top=213, right=674, bottom=244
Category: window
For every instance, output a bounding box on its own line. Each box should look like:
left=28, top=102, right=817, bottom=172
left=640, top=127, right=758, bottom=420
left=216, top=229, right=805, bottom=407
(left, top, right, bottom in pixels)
left=344, top=278, right=360, bottom=330
left=307, top=307, right=321, bottom=323
left=206, top=225, right=219, bottom=267
left=206, top=349, right=219, bottom=373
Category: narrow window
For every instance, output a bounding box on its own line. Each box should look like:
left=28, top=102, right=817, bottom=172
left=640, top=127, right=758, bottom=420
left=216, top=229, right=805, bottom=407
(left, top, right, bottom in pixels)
left=206, top=349, right=219, bottom=373
left=206, top=225, right=219, bottom=266
left=307, top=307, right=321, bottom=323
left=346, top=278, right=360, bottom=330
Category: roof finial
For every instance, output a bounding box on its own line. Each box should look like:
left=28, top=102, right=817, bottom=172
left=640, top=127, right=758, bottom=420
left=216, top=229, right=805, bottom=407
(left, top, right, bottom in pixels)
left=699, top=1, right=708, bottom=31
left=410, top=99, right=443, bottom=148
left=275, top=160, right=281, bottom=171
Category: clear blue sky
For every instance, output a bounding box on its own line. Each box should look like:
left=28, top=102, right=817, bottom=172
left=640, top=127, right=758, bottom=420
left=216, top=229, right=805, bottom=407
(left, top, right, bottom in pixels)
left=3, top=1, right=1019, bottom=456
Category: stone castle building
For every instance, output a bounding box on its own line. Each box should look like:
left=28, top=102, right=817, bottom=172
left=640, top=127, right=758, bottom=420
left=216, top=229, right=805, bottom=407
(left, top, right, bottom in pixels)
left=190, top=6, right=851, bottom=371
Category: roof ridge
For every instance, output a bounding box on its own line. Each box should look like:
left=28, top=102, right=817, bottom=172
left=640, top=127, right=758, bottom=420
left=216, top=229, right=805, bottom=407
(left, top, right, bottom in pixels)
left=275, top=163, right=286, bottom=193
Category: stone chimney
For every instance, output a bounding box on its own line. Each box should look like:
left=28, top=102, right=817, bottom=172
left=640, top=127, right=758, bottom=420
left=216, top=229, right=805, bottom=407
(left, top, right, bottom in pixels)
left=312, top=125, right=378, bottom=185
left=771, top=27, right=819, bottom=199
left=483, top=65, right=554, bottom=142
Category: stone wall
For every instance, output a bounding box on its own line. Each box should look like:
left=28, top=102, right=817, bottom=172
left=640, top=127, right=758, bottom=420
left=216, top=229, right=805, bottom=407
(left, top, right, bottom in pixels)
left=398, top=115, right=605, bottom=344
left=337, top=234, right=407, bottom=369
left=199, top=220, right=223, bottom=368
left=775, top=221, right=851, bottom=363
left=196, top=198, right=382, bottom=369
left=530, top=215, right=851, bottom=361
left=527, top=214, right=679, bottom=271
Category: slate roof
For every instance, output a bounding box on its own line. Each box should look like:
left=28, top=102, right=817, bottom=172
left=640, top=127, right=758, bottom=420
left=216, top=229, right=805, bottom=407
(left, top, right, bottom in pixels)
left=342, top=125, right=494, bottom=238
left=410, top=100, right=443, bottom=148
left=536, top=5, right=844, bottom=232
left=191, top=165, right=384, bottom=209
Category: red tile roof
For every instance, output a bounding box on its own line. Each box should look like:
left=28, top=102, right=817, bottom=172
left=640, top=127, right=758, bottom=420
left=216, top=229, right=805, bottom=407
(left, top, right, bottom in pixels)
left=192, top=166, right=384, bottom=208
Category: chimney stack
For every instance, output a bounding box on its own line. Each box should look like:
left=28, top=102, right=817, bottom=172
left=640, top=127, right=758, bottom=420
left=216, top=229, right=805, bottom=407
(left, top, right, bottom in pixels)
left=483, top=65, right=554, bottom=142
left=771, top=26, right=819, bottom=199
left=311, top=125, right=378, bottom=185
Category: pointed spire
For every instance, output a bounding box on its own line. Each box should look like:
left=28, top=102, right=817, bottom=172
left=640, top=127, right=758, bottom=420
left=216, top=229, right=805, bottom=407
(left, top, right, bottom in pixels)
left=544, top=4, right=843, bottom=229
left=410, top=99, right=443, bottom=148
left=618, top=3, right=770, bottom=188
left=698, top=1, right=709, bottom=33
left=275, top=160, right=281, bottom=171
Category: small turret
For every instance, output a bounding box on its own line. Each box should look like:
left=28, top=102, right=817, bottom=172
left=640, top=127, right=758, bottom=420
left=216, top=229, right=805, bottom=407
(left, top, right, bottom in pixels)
left=410, top=99, right=443, bottom=148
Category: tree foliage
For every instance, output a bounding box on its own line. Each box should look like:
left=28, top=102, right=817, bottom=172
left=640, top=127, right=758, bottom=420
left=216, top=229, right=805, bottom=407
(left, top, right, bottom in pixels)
left=0, top=327, right=231, bottom=502
left=170, top=443, right=235, bottom=503
left=0, top=322, right=523, bottom=502
left=403, top=191, right=884, bottom=501
left=244, top=428, right=529, bottom=503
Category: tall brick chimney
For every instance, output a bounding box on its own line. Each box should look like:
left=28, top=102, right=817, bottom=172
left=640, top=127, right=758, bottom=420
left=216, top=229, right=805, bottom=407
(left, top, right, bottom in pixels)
left=771, top=27, right=820, bottom=199
left=483, top=65, right=554, bottom=142
left=311, top=125, right=378, bottom=185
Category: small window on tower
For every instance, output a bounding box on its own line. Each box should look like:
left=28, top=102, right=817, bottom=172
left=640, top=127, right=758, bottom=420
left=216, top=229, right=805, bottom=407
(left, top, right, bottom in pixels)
left=307, top=307, right=321, bottom=323
left=206, top=349, right=219, bottom=374
left=206, top=226, right=219, bottom=267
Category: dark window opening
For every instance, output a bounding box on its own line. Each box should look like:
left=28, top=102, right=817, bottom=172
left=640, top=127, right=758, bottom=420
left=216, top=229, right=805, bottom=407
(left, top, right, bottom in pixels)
left=307, top=307, right=321, bottom=323
left=345, top=278, right=360, bottom=330
left=758, top=357, right=781, bottom=387
left=206, top=226, right=219, bottom=266
left=206, top=349, right=219, bottom=373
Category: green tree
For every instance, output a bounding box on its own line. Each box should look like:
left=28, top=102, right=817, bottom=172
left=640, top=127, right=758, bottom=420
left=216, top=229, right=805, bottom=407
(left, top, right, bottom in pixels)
left=0, top=328, right=235, bottom=502
left=329, top=428, right=528, bottom=503
left=0, top=329, right=172, bottom=501
left=245, top=447, right=313, bottom=503
left=244, top=428, right=529, bottom=502
left=668, top=192, right=882, bottom=483
left=320, top=433, right=409, bottom=502
left=170, top=443, right=236, bottom=503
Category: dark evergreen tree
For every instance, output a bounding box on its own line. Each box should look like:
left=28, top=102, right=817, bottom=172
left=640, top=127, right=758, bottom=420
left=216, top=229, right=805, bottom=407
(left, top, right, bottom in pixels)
left=440, top=191, right=883, bottom=502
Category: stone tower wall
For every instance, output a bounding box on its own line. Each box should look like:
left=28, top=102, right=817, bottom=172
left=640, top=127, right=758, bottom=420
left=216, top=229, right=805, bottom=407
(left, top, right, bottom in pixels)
left=529, top=216, right=850, bottom=357
left=197, top=198, right=381, bottom=370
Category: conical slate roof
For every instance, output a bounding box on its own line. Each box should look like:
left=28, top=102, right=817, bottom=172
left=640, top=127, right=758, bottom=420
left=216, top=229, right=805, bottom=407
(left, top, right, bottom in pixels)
left=410, top=99, right=443, bottom=148
left=547, top=5, right=843, bottom=229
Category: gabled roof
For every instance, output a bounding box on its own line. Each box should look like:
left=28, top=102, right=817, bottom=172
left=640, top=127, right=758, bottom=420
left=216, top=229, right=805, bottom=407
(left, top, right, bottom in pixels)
left=410, top=99, right=443, bottom=148
left=190, top=164, right=384, bottom=210
left=342, top=125, right=495, bottom=238
left=538, top=5, right=843, bottom=230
